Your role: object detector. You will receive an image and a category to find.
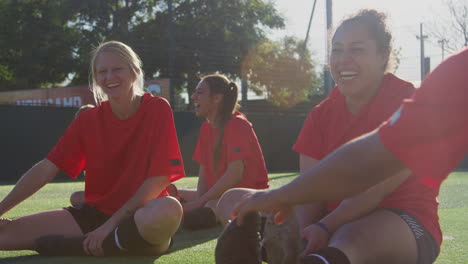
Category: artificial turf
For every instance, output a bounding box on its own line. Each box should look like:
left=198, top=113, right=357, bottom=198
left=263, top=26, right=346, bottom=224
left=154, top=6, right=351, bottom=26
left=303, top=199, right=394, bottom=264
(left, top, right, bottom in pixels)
left=0, top=171, right=465, bottom=263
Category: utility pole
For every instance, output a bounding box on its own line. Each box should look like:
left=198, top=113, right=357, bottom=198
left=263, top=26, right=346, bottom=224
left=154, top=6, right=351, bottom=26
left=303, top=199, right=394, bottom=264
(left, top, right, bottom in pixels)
left=416, top=23, right=428, bottom=81
left=438, top=38, right=448, bottom=60
left=241, top=79, right=248, bottom=113
left=324, top=0, right=334, bottom=94
left=168, top=0, right=175, bottom=107
left=303, top=0, right=318, bottom=50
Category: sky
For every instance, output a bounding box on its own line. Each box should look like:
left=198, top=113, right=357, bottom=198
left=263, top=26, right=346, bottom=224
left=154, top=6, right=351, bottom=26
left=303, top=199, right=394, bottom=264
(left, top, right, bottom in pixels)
left=270, top=0, right=457, bottom=85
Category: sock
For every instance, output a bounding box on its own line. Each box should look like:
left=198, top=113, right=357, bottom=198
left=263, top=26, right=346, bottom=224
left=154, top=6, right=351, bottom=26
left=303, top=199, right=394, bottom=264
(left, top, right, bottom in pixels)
left=183, top=207, right=217, bottom=230
left=301, top=247, right=350, bottom=264
left=102, top=215, right=154, bottom=255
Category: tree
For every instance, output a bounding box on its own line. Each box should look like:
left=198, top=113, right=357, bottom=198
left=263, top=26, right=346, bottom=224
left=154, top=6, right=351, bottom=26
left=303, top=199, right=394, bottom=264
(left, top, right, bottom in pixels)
left=242, top=37, right=319, bottom=108
left=66, top=0, right=160, bottom=84
left=0, top=0, right=79, bottom=90
left=0, top=0, right=288, bottom=102
left=131, top=0, right=285, bottom=102
left=428, top=0, right=468, bottom=53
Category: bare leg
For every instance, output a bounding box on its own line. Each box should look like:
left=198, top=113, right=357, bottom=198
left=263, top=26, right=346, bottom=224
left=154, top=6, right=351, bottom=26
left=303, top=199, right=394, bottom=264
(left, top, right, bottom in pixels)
left=0, top=209, right=82, bottom=250
left=178, top=189, right=199, bottom=203
left=329, top=209, right=418, bottom=264
left=134, top=196, right=183, bottom=254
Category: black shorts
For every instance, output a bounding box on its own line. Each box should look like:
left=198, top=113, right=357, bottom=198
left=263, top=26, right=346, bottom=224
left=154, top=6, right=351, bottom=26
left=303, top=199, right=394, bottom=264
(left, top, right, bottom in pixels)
left=386, top=208, right=439, bottom=264
left=64, top=204, right=174, bottom=256
left=64, top=204, right=110, bottom=234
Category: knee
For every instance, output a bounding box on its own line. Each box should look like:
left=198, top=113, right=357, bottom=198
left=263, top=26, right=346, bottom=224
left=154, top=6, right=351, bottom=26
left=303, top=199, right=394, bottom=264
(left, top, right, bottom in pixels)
left=217, top=188, right=257, bottom=225
left=136, top=196, right=183, bottom=229
left=70, top=191, right=84, bottom=206
left=218, top=188, right=256, bottom=211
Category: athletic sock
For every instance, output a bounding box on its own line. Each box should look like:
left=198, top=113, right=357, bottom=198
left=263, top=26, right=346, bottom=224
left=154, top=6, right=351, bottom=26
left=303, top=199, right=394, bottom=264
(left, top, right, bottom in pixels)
left=35, top=235, right=86, bottom=256
left=301, top=247, right=350, bottom=264
left=215, top=212, right=262, bottom=264
left=102, top=215, right=154, bottom=255
left=182, top=207, right=217, bottom=230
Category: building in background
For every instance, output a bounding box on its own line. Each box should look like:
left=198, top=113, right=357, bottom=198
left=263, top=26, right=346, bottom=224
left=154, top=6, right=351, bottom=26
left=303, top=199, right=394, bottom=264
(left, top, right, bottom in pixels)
left=0, top=79, right=170, bottom=107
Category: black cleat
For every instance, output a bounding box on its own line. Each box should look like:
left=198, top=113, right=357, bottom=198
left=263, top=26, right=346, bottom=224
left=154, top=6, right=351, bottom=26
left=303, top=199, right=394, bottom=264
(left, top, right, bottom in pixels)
left=215, top=212, right=262, bottom=264
left=35, top=235, right=87, bottom=256
left=183, top=207, right=217, bottom=230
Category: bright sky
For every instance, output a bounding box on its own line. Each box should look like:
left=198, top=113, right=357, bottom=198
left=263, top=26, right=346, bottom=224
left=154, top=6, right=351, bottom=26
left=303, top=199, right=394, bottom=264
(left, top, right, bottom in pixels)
left=271, top=0, right=453, bottom=85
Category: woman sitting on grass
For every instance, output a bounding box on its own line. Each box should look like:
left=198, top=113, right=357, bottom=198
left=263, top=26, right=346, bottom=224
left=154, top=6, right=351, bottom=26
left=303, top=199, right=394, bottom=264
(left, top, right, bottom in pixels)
left=216, top=9, right=440, bottom=264
left=0, top=41, right=185, bottom=257
left=172, top=74, right=269, bottom=230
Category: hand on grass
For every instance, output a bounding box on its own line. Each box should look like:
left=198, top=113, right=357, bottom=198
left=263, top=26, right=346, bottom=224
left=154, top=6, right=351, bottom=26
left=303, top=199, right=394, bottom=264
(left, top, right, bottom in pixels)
left=84, top=223, right=114, bottom=256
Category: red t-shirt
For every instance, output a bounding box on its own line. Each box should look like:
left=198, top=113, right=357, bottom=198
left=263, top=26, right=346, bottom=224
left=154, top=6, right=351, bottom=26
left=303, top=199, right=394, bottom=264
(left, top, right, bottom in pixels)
left=380, top=48, right=468, bottom=188
left=379, top=49, right=468, bottom=246
left=294, top=73, right=443, bottom=247
left=193, top=112, right=269, bottom=190
left=47, top=93, right=185, bottom=215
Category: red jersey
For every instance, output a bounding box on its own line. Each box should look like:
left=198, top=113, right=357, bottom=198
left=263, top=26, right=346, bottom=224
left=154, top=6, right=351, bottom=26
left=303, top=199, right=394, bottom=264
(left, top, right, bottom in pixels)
left=193, top=112, right=269, bottom=190
left=380, top=48, right=468, bottom=189
left=294, top=73, right=443, bottom=247
left=47, top=93, right=185, bottom=215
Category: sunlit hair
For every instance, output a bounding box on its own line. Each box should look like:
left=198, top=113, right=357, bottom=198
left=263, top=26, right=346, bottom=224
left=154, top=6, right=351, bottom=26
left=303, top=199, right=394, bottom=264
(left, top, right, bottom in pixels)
left=89, top=41, right=145, bottom=104
left=200, top=74, right=240, bottom=174
left=333, top=9, right=393, bottom=72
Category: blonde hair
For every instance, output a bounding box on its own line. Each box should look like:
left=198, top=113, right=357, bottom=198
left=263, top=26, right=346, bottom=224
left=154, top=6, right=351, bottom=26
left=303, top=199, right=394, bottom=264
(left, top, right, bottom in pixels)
left=89, top=41, right=145, bottom=104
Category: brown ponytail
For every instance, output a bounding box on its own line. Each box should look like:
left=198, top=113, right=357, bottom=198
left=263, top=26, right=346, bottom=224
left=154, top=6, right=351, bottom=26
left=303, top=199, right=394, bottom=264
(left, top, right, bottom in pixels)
left=200, top=74, right=240, bottom=176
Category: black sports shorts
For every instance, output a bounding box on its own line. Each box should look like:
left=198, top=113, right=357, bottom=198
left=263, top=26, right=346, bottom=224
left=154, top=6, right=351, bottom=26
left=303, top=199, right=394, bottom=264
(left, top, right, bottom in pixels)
left=386, top=208, right=439, bottom=264
left=64, top=204, right=110, bottom=234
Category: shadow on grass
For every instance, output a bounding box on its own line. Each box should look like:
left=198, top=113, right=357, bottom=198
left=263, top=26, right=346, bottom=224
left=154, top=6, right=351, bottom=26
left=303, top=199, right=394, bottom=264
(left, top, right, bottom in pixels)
left=171, top=225, right=222, bottom=252
left=0, top=227, right=222, bottom=264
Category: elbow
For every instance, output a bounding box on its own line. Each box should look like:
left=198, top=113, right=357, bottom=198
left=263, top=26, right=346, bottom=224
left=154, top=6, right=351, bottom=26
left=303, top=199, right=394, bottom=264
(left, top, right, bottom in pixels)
left=36, top=159, right=59, bottom=183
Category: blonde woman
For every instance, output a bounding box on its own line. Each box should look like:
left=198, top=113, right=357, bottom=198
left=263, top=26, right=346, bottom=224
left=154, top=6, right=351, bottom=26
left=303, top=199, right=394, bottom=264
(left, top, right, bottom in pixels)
left=0, top=41, right=185, bottom=257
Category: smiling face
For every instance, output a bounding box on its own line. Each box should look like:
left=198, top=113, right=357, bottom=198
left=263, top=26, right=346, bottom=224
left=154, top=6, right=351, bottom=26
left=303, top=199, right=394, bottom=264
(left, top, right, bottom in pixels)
left=330, top=22, right=388, bottom=100
left=191, top=80, right=221, bottom=121
left=94, top=51, right=136, bottom=102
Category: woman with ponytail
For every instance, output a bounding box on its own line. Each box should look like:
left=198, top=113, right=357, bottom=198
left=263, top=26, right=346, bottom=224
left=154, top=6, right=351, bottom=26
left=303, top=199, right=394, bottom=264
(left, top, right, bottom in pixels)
left=174, top=74, right=269, bottom=230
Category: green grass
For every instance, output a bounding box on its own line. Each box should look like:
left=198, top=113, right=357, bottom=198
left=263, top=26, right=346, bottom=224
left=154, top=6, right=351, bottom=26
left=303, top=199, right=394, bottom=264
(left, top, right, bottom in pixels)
left=0, top=172, right=466, bottom=263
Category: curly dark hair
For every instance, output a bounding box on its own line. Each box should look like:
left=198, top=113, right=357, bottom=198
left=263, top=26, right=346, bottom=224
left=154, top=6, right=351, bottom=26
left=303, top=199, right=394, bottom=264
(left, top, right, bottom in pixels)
left=333, top=9, right=393, bottom=71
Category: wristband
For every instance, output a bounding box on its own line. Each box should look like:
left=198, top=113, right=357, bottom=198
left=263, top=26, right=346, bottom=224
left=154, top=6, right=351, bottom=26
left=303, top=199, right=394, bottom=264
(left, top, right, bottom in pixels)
left=314, top=221, right=332, bottom=236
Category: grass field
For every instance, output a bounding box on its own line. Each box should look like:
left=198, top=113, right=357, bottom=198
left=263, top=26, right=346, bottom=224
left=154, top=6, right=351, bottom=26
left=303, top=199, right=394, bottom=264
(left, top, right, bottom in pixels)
left=0, top=171, right=466, bottom=264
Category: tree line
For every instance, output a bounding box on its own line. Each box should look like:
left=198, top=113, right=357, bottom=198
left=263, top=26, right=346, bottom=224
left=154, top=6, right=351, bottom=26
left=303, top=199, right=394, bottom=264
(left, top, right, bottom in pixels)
left=0, top=0, right=320, bottom=108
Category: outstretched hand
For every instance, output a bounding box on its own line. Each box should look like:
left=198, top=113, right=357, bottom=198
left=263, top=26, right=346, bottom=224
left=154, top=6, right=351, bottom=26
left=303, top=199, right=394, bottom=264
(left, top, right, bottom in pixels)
left=231, top=189, right=292, bottom=225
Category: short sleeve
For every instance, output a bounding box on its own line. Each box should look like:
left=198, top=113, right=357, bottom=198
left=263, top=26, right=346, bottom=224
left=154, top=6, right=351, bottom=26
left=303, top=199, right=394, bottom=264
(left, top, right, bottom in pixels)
left=379, top=49, right=468, bottom=187
left=223, top=119, right=254, bottom=163
left=192, top=124, right=205, bottom=165
left=293, top=108, right=324, bottom=159
left=147, top=99, right=185, bottom=182
left=46, top=117, right=86, bottom=179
